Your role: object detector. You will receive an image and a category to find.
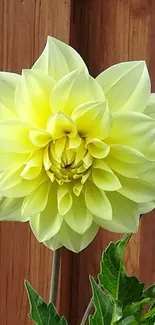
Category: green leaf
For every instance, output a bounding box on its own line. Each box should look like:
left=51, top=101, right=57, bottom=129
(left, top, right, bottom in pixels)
left=116, top=234, right=132, bottom=257
left=90, top=276, right=123, bottom=325
left=144, top=285, right=155, bottom=301
left=99, top=241, right=144, bottom=307
left=122, top=298, right=150, bottom=322
left=89, top=276, right=115, bottom=325
left=141, top=307, right=155, bottom=322
left=89, top=235, right=155, bottom=325
left=25, top=281, right=67, bottom=325
left=116, top=315, right=138, bottom=325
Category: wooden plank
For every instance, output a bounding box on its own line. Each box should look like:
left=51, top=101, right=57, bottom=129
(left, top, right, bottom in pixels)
left=69, top=1, right=155, bottom=324
left=0, top=1, right=71, bottom=324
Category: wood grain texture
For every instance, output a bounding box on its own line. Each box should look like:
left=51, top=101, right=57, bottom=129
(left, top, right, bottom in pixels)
left=0, top=1, right=71, bottom=324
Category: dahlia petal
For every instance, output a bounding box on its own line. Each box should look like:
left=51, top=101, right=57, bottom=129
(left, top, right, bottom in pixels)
left=0, top=166, right=42, bottom=197
left=50, top=69, right=105, bottom=116
left=85, top=181, right=112, bottom=220
left=73, top=182, right=83, bottom=196
left=87, top=139, right=110, bottom=159
left=0, top=197, right=27, bottom=221
left=107, top=112, right=155, bottom=150
left=97, top=61, right=150, bottom=113
left=33, top=36, right=87, bottom=81
left=20, top=150, right=43, bottom=180
left=30, top=185, right=63, bottom=242
left=30, top=212, right=63, bottom=243
left=0, top=72, right=20, bottom=119
left=143, top=141, right=155, bottom=161
left=72, top=100, right=111, bottom=139
left=74, top=139, right=86, bottom=165
left=21, top=180, right=51, bottom=217
left=57, top=184, right=73, bottom=215
left=0, top=120, right=35, bottom=153
left=44, top=237, right=62, bottom=251
left=64, top=193, right=93, bottom=234
left=144, top=93, right=155, bottom=118
left=138, top=201, right=155, bottom=214
left=0, top=166, right=23, bottom=190
left=54, top=221, right=99, bottom=253
left=96, top=192, right=139, bottom=233
left=105, top=145, right=153, bottom=178
left=110, top=144, right=150, bottom=163
left=0, top=151, right=28, bottom=171
left=68, top=135, right=81, bottom=149
left=47, top=112, right=77, bottom=139
left=0, top=103, right=17, bottom=121
left=54, top=137, right=66, bottom=157
left=105, top=157, right=153, bottom=178
left=15, top=70, right=55, bottom=128
left=141, top=166, right=155, bottom=185
left=29, top=129, right=52, bottom=148
left=43, top=146, right=52, bottom=170
left=82, top=152, right=93, bottom=168
left=117, top=173, right=155, bottom=203
left=92, top=160, right=121, bottom=191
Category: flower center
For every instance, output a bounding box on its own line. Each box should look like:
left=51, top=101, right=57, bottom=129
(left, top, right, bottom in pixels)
left=43, top=135, right=92, bottom=185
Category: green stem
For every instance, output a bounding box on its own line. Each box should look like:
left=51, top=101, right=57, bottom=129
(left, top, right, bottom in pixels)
left=49, top=248, right=61, bottom=306
left=79, top=300, right=94, bottom=325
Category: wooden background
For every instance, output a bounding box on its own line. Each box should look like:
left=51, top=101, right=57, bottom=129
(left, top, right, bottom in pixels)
left=0, top=1, right=155, bottom=324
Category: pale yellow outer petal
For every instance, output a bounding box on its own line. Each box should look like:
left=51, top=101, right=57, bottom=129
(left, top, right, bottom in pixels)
left=32, top=36, right=87, bottom=81
left=72, top=101, right=111, bottom=139
left=117, top=173, right=155, bottom=203
left=50, top=69, right=105, bottom=116
left=144, top=93, right=155, bottom=119
left=138, top=201, right=155, bottom=214
left=15, top=70, right=55, bottom=128
left=21, top=180, right=51, bottom=218
left=0, top=197, right=27, bottom=222
left=30, top=184, right=63, bottom=242
left=92, top=160, right=121, bottom=191
left=105, top=145, right=153, bottom=178
left=64, top=193, right=93, bottom=234
left=85, top=181, right=112, bottom=220
left=57, top=184, right=73, bottom=215
left=96, top=61, right=150, bottom=113
left=106, top=112, right=155, bottom=150
left=0, top=120, right=36, bottom=153
left=0, top=72, right=20, bottom=120
left=95, top=192, right=139, bottom=233
left=0, top=166, right=44, bottom=198
left=141, top=165, right=155, bottom=185
left=47, top=221, right=99, bottom=253
left=44, top=237, right=62, bottom=251
left=0, top=151, right=28, bottom=171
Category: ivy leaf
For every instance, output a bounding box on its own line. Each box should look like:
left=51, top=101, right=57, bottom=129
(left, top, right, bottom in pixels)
left=25, top=281, right=67, bottom=325
left=89, top=276, right=122, bottom=325
left=99, top=241, right=144, bottom=307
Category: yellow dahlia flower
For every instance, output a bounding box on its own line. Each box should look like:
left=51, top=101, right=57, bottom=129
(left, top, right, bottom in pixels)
left=0, top=37, right=155, bottom=252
